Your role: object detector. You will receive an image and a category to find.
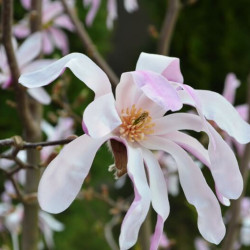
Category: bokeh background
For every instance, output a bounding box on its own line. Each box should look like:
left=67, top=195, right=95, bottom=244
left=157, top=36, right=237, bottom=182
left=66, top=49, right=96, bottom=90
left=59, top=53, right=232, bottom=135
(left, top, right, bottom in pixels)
left=0, top=0, right=250, bottom=249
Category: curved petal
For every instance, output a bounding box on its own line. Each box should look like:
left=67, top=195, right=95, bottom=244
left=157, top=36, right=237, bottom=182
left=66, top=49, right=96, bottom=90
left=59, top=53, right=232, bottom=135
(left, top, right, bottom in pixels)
left=27, top=87, right=51, bottom=105
left=115, top=72, right=166, bottom=118
left=54, top=14, right=75, bottom=31
left=84, top=0, right=101, bottom=26
left=17, top=32, right=42, bottom=68
left=141, top=137, right=225, bottom=244
left=153, top=113, right=243, bottom=200
left=132, top=71, right=183, bottom=112
left=106, top=0, right=118, bottom=29
left=83, top=93, right=121, bottom=138
left=21, top=59, right=56, bottom=74
left=222, top=73, right=240, bottom=104
left=179, top=89, right=250, bottom=144
left=19, top=52, right=112, bottom=98
left=119, top=145, right=151, bottom=250
left=50, top=28, right=69, bottom=55
left=142, top=148, right=169, bottom=250
left=13, top=20, right=30, bottom=38
left=38, top=134, right=109, bottom=213
left=42, top=1, right=64, bottom=23
left=136, top=52, right=183, bottom=84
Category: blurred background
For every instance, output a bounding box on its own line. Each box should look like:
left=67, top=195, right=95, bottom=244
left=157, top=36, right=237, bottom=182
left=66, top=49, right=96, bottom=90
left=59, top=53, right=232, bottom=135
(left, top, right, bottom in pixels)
left=0, top=0, right=250, bottom=249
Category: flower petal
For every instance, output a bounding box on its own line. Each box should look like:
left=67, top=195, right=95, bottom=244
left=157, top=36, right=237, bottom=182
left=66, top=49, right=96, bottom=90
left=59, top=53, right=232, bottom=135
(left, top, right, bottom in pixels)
left=17, top=32, right=42, bottom=68
left=119, top=145, right=151, bottom=250
left=42, top=31, right=54, bottom=55
left=222, top=73, right=240, bottom=104
left=136, top=52, right=183, bottom=84
left=115, top=72, right=165, bottom=118
left=132, top=71, right=183, bottom=112
left=13, top=20, right=30, bottom=38
left=54, top=14, right=75, bottom=31
left=107, top=0, right=118, bottom=29
left=42, top=1, right=64, bottom=24
left=27, top=87, right=51, bottom=105
left=19, top=53, right=112, bottom=98
left=141, top=137, right=225, bottom=244
left=124, top=0, right=138, bottom=12
left=142, top=148, right=169, bottom=250
left=50, top=28, right=69, bottom=55
left=21, top=59, right=56, bottom=74
left=83, top=93, right=121, bottom=138
left=84, top=0, right=101, bottom=26
left=38, top=134, right=108, bottom=213
left=179, top=89, right=250, bottom=144
left=154, top=113, right=243, bottom=200
left=21, top=0, right=31, bottom=9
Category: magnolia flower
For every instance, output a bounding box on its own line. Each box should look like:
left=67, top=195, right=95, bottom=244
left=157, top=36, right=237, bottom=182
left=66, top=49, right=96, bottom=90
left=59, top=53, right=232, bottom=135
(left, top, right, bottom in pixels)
left=0, top=32, right=53, bottom=105
left=83, top=0, right=138, bottom=29
left=221, top=73, right=249, bottom=156
left=19, top=52, right=250, bottom=250
left=15, top=0, right=75, bottom=55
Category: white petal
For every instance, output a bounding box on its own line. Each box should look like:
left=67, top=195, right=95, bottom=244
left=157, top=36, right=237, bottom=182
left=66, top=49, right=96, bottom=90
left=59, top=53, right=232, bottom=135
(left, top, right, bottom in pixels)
left=38, top=134, right=109, bottom=213
left=141, top=137, right=225, bottom=244
left=119, top=145, right=151, bottom=250
left=27, top=87, right=51, bottom=105
left=19, top=53, right=112, bottom=98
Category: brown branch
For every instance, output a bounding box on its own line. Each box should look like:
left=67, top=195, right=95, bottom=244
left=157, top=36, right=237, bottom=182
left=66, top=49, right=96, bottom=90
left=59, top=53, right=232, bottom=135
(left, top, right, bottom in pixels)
left=221, top=74, right=250, bottom=250
left=60, top=0, right=119, bottom=87
left=1, top=0, right=37, bottom=136
left=157, top=0, right=182, bottom=55
left=0, top=136, right=76, bottom=149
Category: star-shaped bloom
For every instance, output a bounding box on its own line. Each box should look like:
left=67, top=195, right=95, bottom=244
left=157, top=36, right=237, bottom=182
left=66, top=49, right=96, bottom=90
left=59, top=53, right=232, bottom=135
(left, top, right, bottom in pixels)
left=15, top=0, right=75, bottom=55
left=0, top=32, right=54, bottom=104
left=83, top=0, right=138, bottom=29
left=19, top=52, right=250, bottom=250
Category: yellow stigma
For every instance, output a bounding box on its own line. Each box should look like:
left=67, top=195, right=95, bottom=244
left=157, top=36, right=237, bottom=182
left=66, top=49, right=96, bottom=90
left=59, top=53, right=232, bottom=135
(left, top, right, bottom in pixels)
left=119, top=105, right=155, bottom=142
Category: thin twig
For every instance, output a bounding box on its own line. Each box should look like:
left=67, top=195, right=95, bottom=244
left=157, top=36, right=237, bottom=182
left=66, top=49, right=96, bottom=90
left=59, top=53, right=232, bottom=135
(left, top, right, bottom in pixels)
left=157, top=0, right=182, bottom=55
left=221, top=74, right=250, bottom=250
left=60, top=0, right=119, bottom=87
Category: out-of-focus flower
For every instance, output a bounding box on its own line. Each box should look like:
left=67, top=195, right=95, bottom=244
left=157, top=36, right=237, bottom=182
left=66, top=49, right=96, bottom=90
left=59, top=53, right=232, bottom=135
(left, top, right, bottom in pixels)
left=19, top=52, right=250, bottom=250
left=194, top=237, right=210, bottom=250
left=41, top=117, right=74, bottom=161
left=221, top=73, right=249, bottom=156
left=0, top=32, right=53, bottom=104
left=15, top=0, right=75, bottom=55
left=83, top=0, right=138, bottom=29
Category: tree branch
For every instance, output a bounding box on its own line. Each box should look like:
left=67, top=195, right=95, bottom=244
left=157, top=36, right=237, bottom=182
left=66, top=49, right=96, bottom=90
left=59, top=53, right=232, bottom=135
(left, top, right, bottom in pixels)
left=221, top=74, right=250, bottom=250
left=157, top=0, right=182, bottom=55
left=60, top=0, right=119, bottom=87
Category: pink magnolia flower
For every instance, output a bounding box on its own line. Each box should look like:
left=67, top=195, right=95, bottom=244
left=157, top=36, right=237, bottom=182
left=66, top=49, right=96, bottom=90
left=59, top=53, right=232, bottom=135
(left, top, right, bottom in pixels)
left=222, top=73, right=249, bottom=156
left=83, top=0, right=138, bottom=29
left=19, top=52, right=250, bottom=250
left=14, top=0, right=75, bottom=55
left=0, top=32, right=53, bottom=105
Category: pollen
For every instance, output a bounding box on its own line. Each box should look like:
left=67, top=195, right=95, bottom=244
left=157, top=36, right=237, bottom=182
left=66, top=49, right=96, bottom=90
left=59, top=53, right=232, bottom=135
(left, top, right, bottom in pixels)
left=119, top=105, right=155, bottom=142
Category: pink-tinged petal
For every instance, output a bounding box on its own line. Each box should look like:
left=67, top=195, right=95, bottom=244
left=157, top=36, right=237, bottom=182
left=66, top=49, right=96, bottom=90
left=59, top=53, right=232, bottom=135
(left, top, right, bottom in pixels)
left=21, top=0, right=31, bottom=9
left=38, top=134, right=109, bottom=213
left=154, top=113, right=243, bottom=200
left=142, top=148, right=169, bottom=250
left=179, top=89, right=250, bottom=144
left=13, top=20, right=30, bottom=38
left=215, top=188, right=230, bottom=206
left=115, top=72, right=166, bottom=118
left=50, top=28, right=69, bottom=55
left=84, top=0, right=101, bottom=26
left=222, top=73, right=240, bottom=104
left=136, top=52, right=184, bottom=84
left=124, top=0, right=138, bottom=12
left=141, top=137, right=225, bottom=244
left=132, top=71, right=183, bottom=112
left=194, top=237, right=210, bottom=250
left=83, top=93, right=121, bottom=138
left=19, top=53, right=112, bottom=98
left=42, top=1, right=64, bottom=24
left=42, top=31, right=54, bottom=55
left=119, top=145, right=151, bottom=250
left=0, top=74, right=10, bottom=86
left=17, top=32, right=42, bottom=68
left=21, top=59, right=56, bottom=74
left=236, top=104, right=249, bottom=121
left=54, top=14, right=75, bottom=31
left=107, top=0, right=118, bottom=29
left=27, top=87, right=51, bottom=105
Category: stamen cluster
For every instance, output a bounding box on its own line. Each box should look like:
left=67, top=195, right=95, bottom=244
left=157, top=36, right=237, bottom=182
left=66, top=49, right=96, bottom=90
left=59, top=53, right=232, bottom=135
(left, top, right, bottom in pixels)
left=119, top=105, right=155, bottom=142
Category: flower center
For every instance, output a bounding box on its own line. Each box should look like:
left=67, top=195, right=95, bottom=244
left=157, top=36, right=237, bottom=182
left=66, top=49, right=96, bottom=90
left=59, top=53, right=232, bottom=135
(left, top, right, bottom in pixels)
left=119, top=105, right=155, bottom=142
